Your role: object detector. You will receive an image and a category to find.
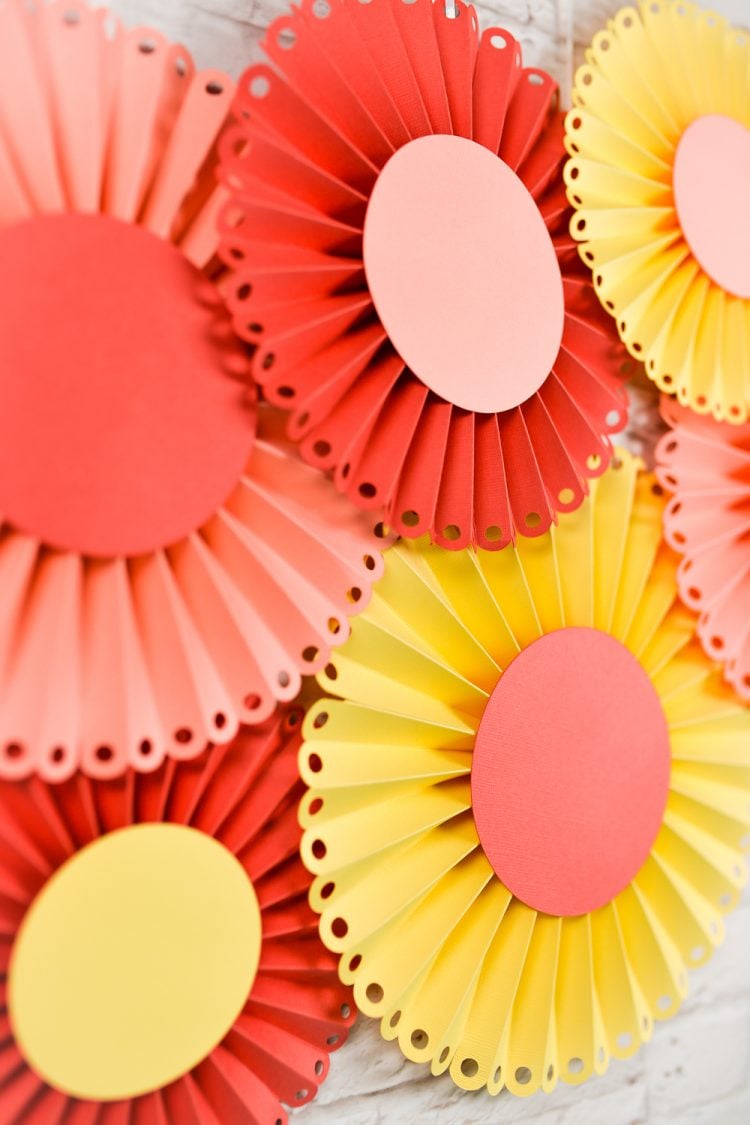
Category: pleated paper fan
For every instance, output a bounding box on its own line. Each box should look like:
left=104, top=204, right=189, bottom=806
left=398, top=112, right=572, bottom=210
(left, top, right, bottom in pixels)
left=218, top=0, right=629, bottom=552
left=0, top=706, right=355, bottom=1124
left=0, top=0, right=385, bottom=783
left=565, top=0, right=750, bottom=423
left=299, top=449, right=750, bottom=1097
left=656, top=398, right=750, bottom=702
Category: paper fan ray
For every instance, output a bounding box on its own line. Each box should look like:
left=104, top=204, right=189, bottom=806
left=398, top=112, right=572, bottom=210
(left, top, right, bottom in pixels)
left=0, top=706, right=355, bottom=1124
left=565, top=0, right=750, bottom=422
left=0, top=0, right=385, bottom=783
left=656, top=398, right=750, bottom=702
left=218, top=0, right=628, bottom=552
left=300, top=449, right=750, bottom=1096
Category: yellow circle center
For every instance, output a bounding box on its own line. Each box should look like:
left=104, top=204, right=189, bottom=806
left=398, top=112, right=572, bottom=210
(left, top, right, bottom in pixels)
left=9, top=823, right=262, bottom=1101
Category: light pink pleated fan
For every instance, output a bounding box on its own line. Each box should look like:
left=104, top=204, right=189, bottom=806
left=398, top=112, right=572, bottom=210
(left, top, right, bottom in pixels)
left=656, top=399, right=750, bottom=703
left=0, top=0, right=386, bottom=782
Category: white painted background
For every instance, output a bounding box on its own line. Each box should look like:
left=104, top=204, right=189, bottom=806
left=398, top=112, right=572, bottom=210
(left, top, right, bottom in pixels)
left=103, top=0, right=750, bottom=1119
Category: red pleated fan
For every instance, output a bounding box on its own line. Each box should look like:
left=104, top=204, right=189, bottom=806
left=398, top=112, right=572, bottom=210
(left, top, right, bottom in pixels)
left=0, top=707, right=354, bottom=1124
left=219, top=0, right=629, bottom=550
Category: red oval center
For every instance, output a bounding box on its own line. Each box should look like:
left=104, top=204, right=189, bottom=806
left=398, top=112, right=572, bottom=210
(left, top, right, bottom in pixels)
left=0, top=212, right=255, bottom=558
left=471, top=627, right=670, bottom=917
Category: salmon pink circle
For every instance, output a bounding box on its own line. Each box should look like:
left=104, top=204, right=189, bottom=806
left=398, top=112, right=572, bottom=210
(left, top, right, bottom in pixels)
left=471, top=627, right=670, bottom=917
left=363, top=134, right=565, bottom=414
left=673, top=114, right=750, bottom=299
left=0, top=212, right=255, bottom=558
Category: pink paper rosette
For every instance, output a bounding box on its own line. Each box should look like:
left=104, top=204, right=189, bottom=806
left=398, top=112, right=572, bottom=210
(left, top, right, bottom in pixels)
left=656, top=399, right=750, bottom=702
left=0, top=0, right=384, bottom=782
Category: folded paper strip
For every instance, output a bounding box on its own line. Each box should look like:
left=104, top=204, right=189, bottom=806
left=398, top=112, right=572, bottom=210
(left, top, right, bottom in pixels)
left=219, top=0, right=628, bottom=551
left=656, top=398, right=750, bottom=703
left=565, top=0, right=750, bottom=422
left=0, top=707, right=355, bottom=1123
left=0, top=0, right=385, bottom=782
left=300, top=450, right=750, bottom=1095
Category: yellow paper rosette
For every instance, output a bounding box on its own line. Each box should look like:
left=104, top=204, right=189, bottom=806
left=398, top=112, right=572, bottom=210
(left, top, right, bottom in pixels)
left=565, top=1, right=750, bottom=423
left=299, top=450, right=750, bottom=1096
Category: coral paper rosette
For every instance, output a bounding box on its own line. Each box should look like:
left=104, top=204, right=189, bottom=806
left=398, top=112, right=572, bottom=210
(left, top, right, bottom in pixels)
left=565, top=0, right=750, bottom=422
left=656, top=399, right=750, bottom=702
left=300, top=451, right=750, bottom=1095
left=219, top=0, right=628, bottom=551
left=0, top=707, right=354, bottom=1123
left=0, top=0, right=384, bottom=782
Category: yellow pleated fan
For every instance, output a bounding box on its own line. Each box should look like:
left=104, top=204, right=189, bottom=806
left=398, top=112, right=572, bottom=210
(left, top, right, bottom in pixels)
left=565, top=1, right=750, bottom=423
left=299, top=449, right=750, bottom=1097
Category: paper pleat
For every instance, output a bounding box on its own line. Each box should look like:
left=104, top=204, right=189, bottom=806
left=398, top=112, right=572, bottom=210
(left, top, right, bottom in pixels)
left=0, top=0, right=232, bottom=261
left=656, top=397, right=750, bottom=703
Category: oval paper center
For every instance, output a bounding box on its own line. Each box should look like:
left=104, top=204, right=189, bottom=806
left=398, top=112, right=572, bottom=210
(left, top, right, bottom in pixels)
left=673, top=114, right=750, bottom=299
left=471, top=627, right=670, bottom=917
left=363, top=134, right=565, bottom=414
left=0, top=212, right=255, bottom=557
left=9, top=823, right=261, bottom=1100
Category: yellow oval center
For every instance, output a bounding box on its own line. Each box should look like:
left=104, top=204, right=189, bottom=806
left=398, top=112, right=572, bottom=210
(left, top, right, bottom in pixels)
left=9, top=823, right=262, bottom=1101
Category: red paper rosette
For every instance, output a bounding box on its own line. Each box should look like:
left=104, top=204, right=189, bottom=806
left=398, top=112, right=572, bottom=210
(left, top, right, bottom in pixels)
left=656, top=398, right=750, bottom=703
left=0, top=707, right=354, bottom=1124
left=218, top=0, right=628, bottom=551
left=0, top=0, right=384, bottom=783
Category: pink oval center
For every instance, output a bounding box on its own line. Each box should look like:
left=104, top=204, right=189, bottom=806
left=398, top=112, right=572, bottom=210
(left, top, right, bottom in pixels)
left=0, top=213, right=255, bottom=558
left=673, top=114, right=750, bottom=299
left=471, top=627, right=670, bottom=917
left=363, top=135, right=565, bottom=414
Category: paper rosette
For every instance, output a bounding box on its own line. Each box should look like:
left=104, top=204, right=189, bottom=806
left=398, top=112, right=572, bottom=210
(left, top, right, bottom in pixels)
left=656, top=399, right=750, bottom=703
left=218, top=0, right=628, bottom=551
left=0, top=0, right=384, bottom=783
left=565, top=0, right=750, bottom=423
left=0, top=706, right=354, bottom=1123
left=300, top=450, right=750, bottom=1096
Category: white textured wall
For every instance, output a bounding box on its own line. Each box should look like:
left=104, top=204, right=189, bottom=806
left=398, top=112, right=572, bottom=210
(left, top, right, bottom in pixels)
left=105, top=0, right=750, bottom=1120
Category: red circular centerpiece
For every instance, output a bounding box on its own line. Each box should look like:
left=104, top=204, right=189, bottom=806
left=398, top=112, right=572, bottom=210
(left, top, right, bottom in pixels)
left=471, top=626, right=671, bottom=917
left=0, top=212, right=254, bottom=557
